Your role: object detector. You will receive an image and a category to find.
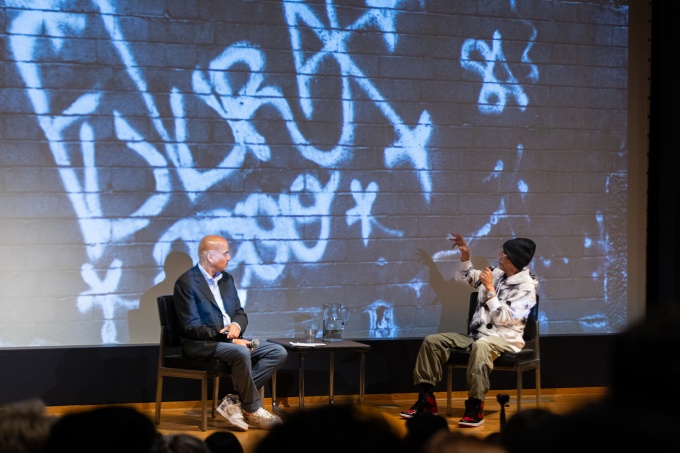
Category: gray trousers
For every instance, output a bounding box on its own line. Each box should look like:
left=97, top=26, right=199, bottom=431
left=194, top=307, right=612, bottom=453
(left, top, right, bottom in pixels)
left=413, top=332, right=516, bottom=400
left=214, top=340, right=287, bottom=413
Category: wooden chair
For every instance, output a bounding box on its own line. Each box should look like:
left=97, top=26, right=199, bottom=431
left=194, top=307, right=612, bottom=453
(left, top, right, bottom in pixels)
left=155, top=294, right=232, bottom=431
left=446, top=292, right=540, bottom=415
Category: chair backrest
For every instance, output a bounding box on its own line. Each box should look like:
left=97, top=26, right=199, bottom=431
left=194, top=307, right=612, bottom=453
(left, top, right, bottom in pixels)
left=466, top=292, right=540, bottom=349
left=523, top=295, right=540, bottom=354
left=157, top=295, right=182, bottom=348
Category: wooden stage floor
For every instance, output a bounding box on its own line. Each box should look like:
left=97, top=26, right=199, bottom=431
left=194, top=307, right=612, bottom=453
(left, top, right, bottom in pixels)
left=44, top=387, right=606, bottom=452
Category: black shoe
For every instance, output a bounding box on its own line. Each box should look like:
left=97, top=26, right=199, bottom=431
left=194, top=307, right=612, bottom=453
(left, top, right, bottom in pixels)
left=399, top=392, right=438, bottom=419
left=458, top=398, right=484, bottom=427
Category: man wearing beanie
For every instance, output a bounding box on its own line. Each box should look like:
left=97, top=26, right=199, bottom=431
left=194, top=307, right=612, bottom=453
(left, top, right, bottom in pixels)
left=400, top=233, right=538, bottom=427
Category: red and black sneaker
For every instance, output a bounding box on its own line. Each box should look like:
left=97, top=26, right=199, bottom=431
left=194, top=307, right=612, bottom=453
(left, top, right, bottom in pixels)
left=458, top=398, right=484, bottom=427
left=399, top=392, right=438, bottom=419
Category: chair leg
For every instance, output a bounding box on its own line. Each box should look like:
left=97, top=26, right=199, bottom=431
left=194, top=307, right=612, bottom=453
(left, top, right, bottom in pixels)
left=446, top=364, right=453, bottom=417
left=272, top=371, right=280, bottom=414
left=200, top=374, right=208, bottom=431
left=213, top=377, right=220, bottom=419
left=517, top=370, right=523, bottom=412
left=535, top=366, right=541, bottom=407
left=155, top=374, right=163, bottom=425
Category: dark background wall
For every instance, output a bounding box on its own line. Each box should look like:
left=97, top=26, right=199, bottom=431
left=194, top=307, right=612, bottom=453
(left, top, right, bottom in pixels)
left=646, top=0, right=680, bottom=308
left=0, top=335, right=614, bottom=406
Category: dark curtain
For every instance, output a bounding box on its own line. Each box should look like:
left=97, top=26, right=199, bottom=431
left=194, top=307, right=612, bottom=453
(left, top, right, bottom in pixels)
left=646, top=1, right=680, bottom=309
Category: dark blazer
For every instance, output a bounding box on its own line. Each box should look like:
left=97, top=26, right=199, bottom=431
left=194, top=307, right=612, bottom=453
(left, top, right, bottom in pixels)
left=173, top=264, right=249, bottom=360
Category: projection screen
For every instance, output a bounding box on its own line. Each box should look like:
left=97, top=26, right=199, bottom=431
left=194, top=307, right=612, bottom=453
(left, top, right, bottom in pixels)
left=0, top=0, right=648, bottom=346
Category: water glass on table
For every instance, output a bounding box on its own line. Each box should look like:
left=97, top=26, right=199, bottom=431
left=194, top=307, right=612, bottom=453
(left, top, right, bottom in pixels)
left=304, top=322, right=319, bottom=342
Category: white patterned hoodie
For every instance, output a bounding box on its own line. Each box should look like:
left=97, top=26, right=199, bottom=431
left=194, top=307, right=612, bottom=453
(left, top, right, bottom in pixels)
left=456, top=260, right=538, bottom=352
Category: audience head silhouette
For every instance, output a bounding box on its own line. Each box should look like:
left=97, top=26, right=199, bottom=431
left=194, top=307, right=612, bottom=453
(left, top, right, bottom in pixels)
left=204, top=430, right=244, bottom=453
left=43, top=406, right=157, bottom=453
left=0, top=398, right=56, bottom=453
left=163, top=434, right=210, bottom=453
left=422, top=430, right=506, bottom=453
left=402, top=412, right=450, bottom=452
left=254, top=404, right=405, bottom=453
left=521, top=303, right=680, bottom=453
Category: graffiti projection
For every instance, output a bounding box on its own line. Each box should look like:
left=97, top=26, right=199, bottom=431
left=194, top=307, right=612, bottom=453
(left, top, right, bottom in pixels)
left=1, top=0, right=628, bottom=346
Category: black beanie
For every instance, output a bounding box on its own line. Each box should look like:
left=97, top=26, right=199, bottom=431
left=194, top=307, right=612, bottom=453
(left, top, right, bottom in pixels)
left=502, top=238, right=536, bottom=270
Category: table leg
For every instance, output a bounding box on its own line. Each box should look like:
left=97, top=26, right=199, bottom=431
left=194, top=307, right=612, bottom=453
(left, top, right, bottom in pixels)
left=329, top=351, right=335, bottom=405
left=270, top=370, right=294, bottom=419
left=271, top=371, right=280, bottom=414
left=359, top=351, right=366, bottom=404
left=298, top=353, right=305, bottom=410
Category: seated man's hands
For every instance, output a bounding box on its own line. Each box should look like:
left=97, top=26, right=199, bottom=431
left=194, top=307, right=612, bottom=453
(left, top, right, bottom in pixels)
left=220, top=322, right=241, bottom=339
left=231, top=338, right=251, bottom=348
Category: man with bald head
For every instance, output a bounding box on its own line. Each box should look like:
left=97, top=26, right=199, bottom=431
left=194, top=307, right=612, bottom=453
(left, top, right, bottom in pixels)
left=174, top=235, right=287, bottom=431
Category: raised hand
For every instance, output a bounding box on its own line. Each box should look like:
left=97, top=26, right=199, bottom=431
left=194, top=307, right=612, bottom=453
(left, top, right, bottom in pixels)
left=448, top=233, right=470, bottom=262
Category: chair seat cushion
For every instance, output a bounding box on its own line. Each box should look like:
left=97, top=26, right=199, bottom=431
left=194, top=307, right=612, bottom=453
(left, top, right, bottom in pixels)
left=448, top=348, right=537, bottom=367
left=164, top=355, right=231, bottom=374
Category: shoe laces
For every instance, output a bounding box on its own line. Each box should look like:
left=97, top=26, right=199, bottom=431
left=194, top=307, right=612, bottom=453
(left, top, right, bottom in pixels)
left=247, top=408, right=274, bottom=420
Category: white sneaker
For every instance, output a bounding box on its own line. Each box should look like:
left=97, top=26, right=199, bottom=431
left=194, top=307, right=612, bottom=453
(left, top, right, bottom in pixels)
left=216, top=395, right=248, bottom=431
left=243, top=407, right=282, bottom=429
